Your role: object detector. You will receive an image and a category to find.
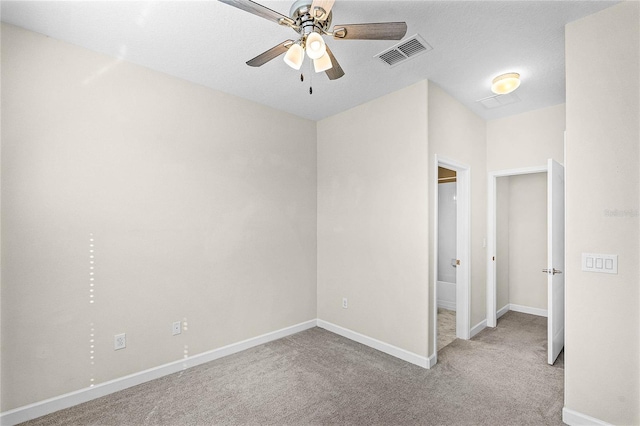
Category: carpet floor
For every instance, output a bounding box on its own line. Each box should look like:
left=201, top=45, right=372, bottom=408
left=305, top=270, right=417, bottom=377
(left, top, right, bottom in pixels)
left=437, top=308, right=456, bottom=351
left=22, top=311, right=564, bottom=425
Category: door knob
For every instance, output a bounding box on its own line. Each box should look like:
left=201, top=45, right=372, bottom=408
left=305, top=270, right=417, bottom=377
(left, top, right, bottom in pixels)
left=542, top=268, right=562, bottom=275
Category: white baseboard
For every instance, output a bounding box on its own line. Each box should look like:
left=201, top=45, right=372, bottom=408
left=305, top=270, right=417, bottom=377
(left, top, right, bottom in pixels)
left=0, top=320, right=317, bottom=426
left=562, top=407, right=611, bottom=426
left=316, top=319, right=430, bottom=369
left=427, top=352, right=437, bottom=368
left=497, top=304, right=510, bottom=319
left=470, top=319, right=487, bottom=338
left=509, top=303, right=548, bottom=317
left=437, top=300, right=457, bottom=311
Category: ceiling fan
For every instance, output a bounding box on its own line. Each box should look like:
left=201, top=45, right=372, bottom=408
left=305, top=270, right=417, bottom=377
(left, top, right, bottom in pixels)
left=219, top=0, right=408, bottom=80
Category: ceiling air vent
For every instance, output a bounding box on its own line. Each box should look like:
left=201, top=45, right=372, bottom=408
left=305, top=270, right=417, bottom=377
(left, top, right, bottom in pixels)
left=375, top=34, right=432, bottom=67
left=476, top=92, right=521, bottom=109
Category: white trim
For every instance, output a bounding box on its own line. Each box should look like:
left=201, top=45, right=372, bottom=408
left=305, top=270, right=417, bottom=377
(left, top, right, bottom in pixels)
left=427, top=352, right=437, bottom=368
left=316, top=319, right=430, bottom=369
left=435, top=156, right=471, bottom=350
left=497, top=304, right=510, bottom=319
left=437, top=300, right=457, bottom=311
left=562, top=407, right=612, bottom=426
left=489, top=165, right=548, bottom=178
left=497, top=304, right=548, bottom=319
left=487, top=171, right=497, bottom=327
left=0, top=320, right=317, bottom=426
left=487, top=165, right=548, bottom=328
left=509, top=303, right=548, bottom=318
left=470, top=319, right=487, bottom=338
left=432, top=155, right=440, bottom=363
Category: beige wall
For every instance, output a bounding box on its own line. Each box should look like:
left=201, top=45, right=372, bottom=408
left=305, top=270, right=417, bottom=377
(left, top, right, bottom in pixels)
left=487, top=100, right=564, bottom=319
left=317, top=81, right=429, bottom=357
left=428, top=83, right=487, bottom=349
left=565, top=2, right=639, bottom=424
left=1, top=24, right=318, bottom=411
left=507, top=173, right=547, bottom=310
left=487, top=103, right=565, bottom=172
left=497, top=173, right=549, bottom=313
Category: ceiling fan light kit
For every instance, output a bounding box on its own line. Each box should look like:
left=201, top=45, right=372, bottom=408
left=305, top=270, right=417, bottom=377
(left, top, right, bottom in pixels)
left=313, top=52, right=333, bottom=72
left=284, top=43, right=305, bottom=70
left=491, top=72, right=521, bottom=95
left=219, top=0, right=408, bottom=81
left=305, top=31, right=326, bottom=60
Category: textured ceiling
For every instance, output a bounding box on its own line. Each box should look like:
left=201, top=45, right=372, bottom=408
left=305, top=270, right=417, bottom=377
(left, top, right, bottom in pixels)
left=1, top=1, right=617, bottom=121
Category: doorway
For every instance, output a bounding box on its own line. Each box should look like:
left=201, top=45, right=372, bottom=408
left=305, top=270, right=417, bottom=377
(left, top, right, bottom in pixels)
left=437, top=166, right=458, bottom=351
left=495, top=172, right=548, bottom=320
left=486, top=160, right=565, bottom=365
left=433, top=156, right=471, bottom=363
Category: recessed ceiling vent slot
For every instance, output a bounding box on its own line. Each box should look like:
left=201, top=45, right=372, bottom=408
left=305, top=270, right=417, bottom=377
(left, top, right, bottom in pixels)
left=375, top=34, right=432, bottom=67
left=476, top=92, right=521, bottom=109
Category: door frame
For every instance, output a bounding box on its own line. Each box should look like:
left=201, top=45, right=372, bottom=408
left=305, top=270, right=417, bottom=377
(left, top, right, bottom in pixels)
left=486, top=165, right=547, bottom=327
left=433, top=155, right=471, bottom=362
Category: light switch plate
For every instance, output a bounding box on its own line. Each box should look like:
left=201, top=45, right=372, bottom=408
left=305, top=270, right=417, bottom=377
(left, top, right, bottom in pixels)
left=582, top=253, right=618, bottom=274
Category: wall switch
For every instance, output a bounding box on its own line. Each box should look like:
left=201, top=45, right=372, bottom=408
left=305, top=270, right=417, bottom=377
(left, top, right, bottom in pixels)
left=342, top=298, right=348, bottom=309
left=172, top=321, right=182, bottom=336
left=114, top=333, right=126, bottom=350
left=582, top=253, right=618, bottom=274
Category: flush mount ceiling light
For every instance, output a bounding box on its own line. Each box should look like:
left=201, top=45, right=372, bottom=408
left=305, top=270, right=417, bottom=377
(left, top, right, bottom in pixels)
left=491, top=72, right=521, bottom=95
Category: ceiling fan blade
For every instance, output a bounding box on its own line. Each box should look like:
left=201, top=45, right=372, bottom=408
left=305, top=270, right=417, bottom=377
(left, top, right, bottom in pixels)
left=246, top=40, right=294, bottom=67
left=218, top=0, right=294, bottom=27
left=310, top=0, right=335, bottom=20
left=324, top=45, right=344, bottom=80
left=332, top=22, right=407, bottom=40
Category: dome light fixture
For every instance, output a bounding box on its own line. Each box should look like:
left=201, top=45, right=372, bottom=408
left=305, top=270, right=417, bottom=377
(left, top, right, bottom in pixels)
left=491, top=72, right=521, bottom=95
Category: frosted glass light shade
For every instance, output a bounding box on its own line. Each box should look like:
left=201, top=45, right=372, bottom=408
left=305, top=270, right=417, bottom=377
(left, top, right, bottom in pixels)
left=305, top=32, right=326, bottom=60
left=491, top=72, right=520, bottom=94
left=284, top=44, right=304, bottom=70
left=313, top=52, right=333, bottom=73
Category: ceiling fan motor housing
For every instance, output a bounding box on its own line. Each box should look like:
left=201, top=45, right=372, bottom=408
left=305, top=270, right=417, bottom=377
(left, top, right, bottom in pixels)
left=290, top=0, right=332, bottom=37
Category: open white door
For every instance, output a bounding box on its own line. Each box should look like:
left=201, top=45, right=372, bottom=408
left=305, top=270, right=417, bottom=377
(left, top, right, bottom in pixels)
left=546, top=159, right=565, bottom=365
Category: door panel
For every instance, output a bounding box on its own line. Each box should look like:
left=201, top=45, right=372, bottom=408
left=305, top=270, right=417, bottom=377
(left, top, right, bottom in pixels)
left=547, top=159, right=565, bottom=365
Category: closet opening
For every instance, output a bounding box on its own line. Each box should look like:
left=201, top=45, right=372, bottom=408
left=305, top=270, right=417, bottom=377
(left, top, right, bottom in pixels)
left=432, top=156, right=471, bottom=366
left=437, top=166, right=457, bottom=352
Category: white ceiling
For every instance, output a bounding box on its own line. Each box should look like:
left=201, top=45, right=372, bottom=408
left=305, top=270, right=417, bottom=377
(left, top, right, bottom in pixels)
left=1, top=0, right=617, bottom=121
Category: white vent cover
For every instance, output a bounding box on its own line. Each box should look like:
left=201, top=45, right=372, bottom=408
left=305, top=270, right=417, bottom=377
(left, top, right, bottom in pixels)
left=476, top=92, right=521, bottom=109
left=375, top=34, right=432, bottom=67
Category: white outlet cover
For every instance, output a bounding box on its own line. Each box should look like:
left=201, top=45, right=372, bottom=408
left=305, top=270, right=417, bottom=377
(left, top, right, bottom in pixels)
left=172, top=321, right=181, bottom=336
left=114, top=333, right=126, bottom=350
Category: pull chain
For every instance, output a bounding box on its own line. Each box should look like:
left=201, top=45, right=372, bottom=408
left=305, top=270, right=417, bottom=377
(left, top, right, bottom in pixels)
left=309, top=59, right=313, bottom=95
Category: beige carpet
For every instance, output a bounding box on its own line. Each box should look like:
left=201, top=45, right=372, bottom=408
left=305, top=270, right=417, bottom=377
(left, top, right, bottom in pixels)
left=437, top=308, right=456, bottom=351
left=21, top=311, right=564, bottom=425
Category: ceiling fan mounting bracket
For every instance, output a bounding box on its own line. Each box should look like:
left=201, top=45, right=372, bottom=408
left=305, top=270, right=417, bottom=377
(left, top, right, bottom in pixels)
left=290, top=0, right=332, bottom=36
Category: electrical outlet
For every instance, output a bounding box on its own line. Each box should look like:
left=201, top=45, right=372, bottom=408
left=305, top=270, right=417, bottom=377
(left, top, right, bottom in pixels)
left=172, top=321, right=182, bottom=336
left=114, top=333, right=126, bottom=350
left=342, top=298, right=348, bottom=309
